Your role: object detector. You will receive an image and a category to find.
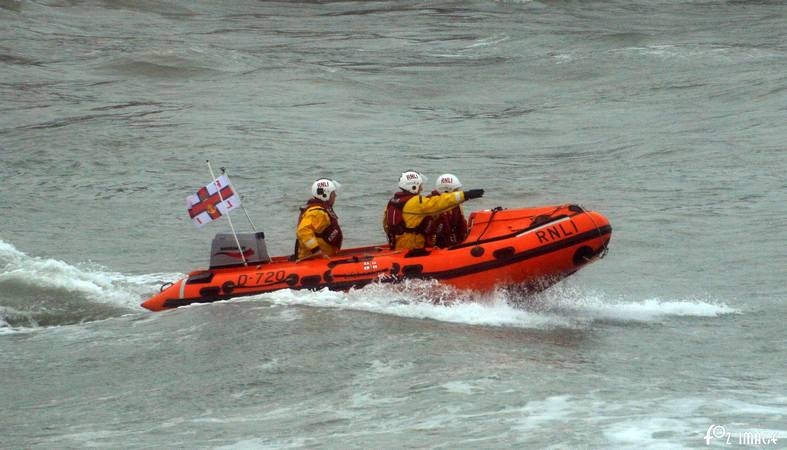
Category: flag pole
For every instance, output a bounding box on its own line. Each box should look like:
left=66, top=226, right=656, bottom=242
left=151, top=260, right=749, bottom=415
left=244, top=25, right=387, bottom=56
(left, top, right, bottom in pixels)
left=220, top=166, right=257, bottom=232
left=207, top=160, right=247, bottom=266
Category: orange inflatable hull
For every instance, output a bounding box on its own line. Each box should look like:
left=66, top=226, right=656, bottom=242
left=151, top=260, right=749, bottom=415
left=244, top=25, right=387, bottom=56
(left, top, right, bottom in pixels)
left=141, top=205, right=611, bottom=311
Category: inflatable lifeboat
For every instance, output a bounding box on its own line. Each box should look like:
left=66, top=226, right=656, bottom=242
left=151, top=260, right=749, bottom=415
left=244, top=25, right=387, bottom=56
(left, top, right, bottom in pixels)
left=141, top=204, right=611, bottom=311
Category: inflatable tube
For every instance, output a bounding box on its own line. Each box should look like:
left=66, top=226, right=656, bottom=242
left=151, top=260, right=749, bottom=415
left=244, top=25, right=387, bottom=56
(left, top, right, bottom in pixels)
left=141, top=204, right=611, bottom=311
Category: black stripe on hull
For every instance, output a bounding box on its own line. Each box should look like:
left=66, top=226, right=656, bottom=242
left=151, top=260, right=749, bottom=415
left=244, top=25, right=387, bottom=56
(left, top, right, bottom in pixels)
left=162, top=279, right=375, bottom=308
left=429, top=225, right=611, bottom=280
left=162, top=225, right=611, bottom=309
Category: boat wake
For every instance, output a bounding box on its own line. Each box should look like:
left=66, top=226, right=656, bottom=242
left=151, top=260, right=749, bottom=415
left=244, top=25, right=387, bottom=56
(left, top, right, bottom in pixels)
left=0, top=240, right=178, bottom=330
left=0, top=238, right=738, bottom=333
left=240, top=280, right=739, bottom=331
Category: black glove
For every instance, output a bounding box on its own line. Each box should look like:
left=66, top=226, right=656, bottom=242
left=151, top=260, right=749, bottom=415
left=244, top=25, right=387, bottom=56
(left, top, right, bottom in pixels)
left=463, top=189, right=484, bottom=200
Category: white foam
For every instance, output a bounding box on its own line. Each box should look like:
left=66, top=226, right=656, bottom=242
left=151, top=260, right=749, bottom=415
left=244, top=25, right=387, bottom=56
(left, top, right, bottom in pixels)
left=232, top=281, right=738, bottom=330
left=215, top=437, right=308, bottom=450
left=0, top=239, right=180, bottom=310
left=563, top=296, right=738, bottom=322
left=365, top=359, right=414, bottom=379
left=515, top=395, right=573, bottom=431
left=603, top=417, right=694, bottom=448
left=441, top=381, right=476, bottom=395
left=527, top=286, right=739, bottom=323
left=0, top=304, right=39, bottom=332
left=255, top=358, right=279, bottom=371
left=465, top=34, right=510, bottom=49
left=598, top=397, right=785, bottom=448
left=0, top=314, right=16, bottom=335
left=270, top=307, right=302, bottom=322
left=612, top=44, right=681, bottom=59
left=252, top=281, right=574, bottom=330
left=716, top=399, right=787, bottom=416
left=0, top=323, right=38, bottom=335
left=552, top=53, right=574, bottom=64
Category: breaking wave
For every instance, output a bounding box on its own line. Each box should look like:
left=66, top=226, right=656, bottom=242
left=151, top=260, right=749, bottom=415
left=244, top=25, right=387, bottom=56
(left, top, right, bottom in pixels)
left=0, top=240, right=177, bottom=330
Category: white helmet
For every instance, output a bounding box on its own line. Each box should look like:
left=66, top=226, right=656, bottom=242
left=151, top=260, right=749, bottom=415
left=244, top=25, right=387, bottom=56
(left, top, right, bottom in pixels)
left=398, top=171, right=427, bottom=194
left=435, top=173, right=462, bottom=193
left=311, top=178, right=341, bottom=201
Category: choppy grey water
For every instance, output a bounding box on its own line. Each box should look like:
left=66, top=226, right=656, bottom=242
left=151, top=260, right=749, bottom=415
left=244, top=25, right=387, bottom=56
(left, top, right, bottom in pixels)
left=1, top=0, right=786, bottom=448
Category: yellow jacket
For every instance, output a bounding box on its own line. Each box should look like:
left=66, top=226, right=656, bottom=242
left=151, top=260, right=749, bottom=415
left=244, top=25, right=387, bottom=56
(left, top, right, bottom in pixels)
left=385, top=191, right=466, bottom=250
left=296, top=206, right=340, bottom=260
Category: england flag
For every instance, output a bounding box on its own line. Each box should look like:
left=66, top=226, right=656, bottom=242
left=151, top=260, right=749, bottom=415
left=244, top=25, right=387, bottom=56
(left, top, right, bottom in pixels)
left=186, top=175, right=241, bottom=228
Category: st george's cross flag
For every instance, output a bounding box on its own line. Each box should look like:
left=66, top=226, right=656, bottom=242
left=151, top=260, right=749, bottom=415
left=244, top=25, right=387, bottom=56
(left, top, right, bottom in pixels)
left=186, top=175, right=241, bottom=228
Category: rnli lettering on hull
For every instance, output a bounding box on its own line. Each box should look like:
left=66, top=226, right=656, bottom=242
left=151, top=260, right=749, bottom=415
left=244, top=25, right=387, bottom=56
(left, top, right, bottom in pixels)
left=535, top=220, right=580, bottom=244
left=513, top=217, right=580, bottom=244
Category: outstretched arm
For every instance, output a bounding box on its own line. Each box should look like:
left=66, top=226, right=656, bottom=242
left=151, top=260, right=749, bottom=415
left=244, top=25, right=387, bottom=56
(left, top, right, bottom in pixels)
left=410, top=189, right=483, bottom=216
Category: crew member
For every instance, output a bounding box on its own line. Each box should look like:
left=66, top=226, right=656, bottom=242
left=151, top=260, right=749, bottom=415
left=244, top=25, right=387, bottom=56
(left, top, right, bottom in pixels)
left=294, top=178, right=343, bottom=261
left=383, top=171, right=483, bottom=250
left=430, top=173, right=468, bottom=248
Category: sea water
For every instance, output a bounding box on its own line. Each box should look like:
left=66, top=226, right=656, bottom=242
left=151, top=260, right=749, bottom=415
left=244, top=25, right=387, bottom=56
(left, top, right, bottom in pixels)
left=1, top=0, right=785, bottom=448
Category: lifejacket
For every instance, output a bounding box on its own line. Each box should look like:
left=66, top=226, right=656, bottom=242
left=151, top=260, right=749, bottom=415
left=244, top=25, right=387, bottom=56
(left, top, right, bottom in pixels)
left=293, top=199, right=343, bottom=257
left=384, top=192, right=434, bottom=247
left=433, top=206, right=468, bottom=248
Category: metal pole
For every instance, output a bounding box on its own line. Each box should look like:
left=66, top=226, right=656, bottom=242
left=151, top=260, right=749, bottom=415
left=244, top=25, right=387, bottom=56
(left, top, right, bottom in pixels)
left=207, top=160, right=247, bottom=266
left=220, top=166, right=257, bottom=232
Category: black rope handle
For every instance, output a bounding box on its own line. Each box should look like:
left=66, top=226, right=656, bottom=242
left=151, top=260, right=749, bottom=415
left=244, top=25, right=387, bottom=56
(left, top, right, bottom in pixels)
left=475, top=206, right=503, bottom=244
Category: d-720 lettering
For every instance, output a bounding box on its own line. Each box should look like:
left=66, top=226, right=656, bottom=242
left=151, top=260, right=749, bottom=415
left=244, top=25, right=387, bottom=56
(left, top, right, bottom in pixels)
left=237, top=270, right=287, bottom=287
